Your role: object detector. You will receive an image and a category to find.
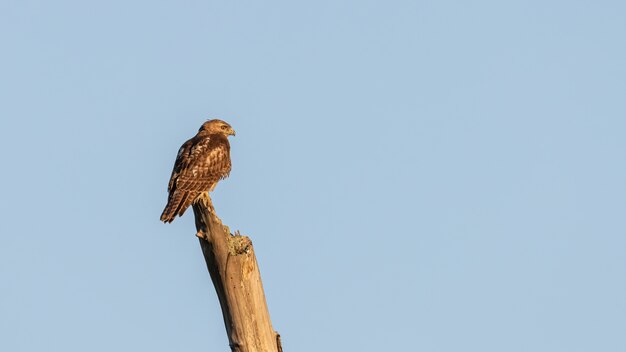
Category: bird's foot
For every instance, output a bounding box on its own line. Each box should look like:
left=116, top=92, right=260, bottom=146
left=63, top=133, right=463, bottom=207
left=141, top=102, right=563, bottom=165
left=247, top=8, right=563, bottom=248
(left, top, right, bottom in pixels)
left=201, top=192, right=216, bottom=214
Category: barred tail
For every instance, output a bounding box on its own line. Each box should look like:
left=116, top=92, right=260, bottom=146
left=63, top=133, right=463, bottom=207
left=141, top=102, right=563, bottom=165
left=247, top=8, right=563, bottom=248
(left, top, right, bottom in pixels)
left=176, top=192, right=197, bottom=218
left=160, top=191, right=182, bottom=223
left=160, top=190, right=199, bottom=223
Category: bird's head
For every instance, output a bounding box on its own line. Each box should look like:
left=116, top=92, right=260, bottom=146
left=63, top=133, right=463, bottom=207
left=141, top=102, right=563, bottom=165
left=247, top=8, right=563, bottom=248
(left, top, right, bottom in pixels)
left=199, top=119, right=236, bottom=137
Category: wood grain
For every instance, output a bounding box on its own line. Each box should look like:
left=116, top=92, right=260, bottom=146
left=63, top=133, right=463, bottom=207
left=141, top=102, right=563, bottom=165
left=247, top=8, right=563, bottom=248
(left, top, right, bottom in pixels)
left=192, top=194, right=282, bottom=352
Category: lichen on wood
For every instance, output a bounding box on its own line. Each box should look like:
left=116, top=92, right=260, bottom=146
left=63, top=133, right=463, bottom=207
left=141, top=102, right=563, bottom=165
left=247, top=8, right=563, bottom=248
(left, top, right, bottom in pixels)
left=192, top=196, right=282, bottom=352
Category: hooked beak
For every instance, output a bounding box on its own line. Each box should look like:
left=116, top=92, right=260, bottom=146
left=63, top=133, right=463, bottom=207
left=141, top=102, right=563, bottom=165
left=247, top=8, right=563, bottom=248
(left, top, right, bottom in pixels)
left=229, top=128, right=236, bottom=137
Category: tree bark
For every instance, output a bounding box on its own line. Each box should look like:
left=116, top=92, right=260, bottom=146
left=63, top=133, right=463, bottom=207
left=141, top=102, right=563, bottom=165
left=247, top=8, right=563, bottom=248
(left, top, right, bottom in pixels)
left=192, top=193, right=282, bottom=352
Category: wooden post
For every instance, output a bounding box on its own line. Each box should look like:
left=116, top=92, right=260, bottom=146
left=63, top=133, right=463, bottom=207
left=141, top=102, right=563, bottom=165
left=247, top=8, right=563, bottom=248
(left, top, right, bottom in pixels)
left=192, top=194, right=282, bottom=352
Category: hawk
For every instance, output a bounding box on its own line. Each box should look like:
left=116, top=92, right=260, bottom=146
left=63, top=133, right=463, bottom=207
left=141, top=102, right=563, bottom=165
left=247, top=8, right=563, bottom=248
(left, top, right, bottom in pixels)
left=160, top=119, right=236, bottom=223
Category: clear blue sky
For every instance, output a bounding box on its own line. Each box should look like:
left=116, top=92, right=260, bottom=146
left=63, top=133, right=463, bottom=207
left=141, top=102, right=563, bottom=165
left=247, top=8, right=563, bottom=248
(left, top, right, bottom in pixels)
left=1, top=1, right=625, bottom=351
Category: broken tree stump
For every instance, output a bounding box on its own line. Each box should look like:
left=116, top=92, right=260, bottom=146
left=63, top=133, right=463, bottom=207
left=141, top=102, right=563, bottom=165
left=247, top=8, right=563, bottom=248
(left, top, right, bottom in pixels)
left=192, top=194, right=282, bottom=352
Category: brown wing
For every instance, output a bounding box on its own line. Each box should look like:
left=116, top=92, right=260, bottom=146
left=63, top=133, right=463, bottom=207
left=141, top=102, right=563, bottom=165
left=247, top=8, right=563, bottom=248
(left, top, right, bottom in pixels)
left=160, top=134, right=231, bottom=223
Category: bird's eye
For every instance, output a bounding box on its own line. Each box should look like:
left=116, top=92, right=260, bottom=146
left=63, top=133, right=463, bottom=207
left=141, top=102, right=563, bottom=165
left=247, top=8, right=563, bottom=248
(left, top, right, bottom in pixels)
left=221, top=125, right=227, bottom=129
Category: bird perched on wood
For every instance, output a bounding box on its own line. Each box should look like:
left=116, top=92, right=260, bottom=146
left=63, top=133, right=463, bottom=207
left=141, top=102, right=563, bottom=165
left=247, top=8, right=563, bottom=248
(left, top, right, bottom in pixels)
left=160, top=119, right=236, bottom=223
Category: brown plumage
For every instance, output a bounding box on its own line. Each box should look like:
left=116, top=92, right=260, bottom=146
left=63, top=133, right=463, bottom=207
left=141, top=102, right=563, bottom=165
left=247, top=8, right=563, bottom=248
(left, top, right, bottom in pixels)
left=160, top=119, right=236, bottom=223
